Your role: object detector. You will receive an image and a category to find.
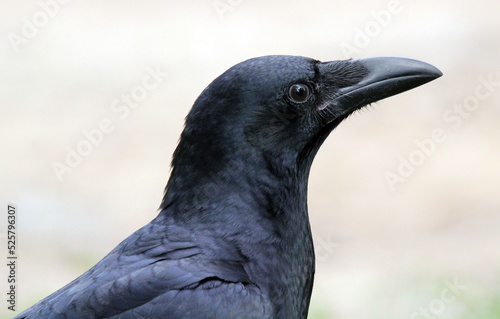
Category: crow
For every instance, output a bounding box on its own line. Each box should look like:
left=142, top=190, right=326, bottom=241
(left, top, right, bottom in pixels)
left=15, top=55, right=441, bottom=319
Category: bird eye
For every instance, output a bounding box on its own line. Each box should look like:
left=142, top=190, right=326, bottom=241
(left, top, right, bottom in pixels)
left=288, top=83, right=311, bottom=103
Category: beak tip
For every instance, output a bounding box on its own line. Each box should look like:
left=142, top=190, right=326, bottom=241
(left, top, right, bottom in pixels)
left=422, top=62, right=443, bottom=80
left=433, top=68, right=444, bottom=79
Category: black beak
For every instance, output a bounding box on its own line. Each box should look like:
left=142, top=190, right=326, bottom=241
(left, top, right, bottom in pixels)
left=330, top=56, right=442, bottom=117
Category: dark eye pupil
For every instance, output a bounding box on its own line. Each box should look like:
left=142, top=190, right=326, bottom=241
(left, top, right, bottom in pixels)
left=289, top=84, right=310, bottom=103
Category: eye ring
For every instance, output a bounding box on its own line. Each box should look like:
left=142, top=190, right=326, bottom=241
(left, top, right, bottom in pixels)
left=288, top=83, right=311, bottom=103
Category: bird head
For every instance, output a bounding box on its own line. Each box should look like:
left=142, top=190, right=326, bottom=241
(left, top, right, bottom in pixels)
left=164, top=55, right=441, bottom=205
left=238, top=56, right=442, bottom=160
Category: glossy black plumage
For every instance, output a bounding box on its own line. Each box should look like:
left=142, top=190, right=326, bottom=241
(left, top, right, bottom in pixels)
left=15, top=55, right=441, bottom=319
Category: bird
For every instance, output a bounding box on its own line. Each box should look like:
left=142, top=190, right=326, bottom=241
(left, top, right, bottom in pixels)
left=15, top=55, right=441, bottom=319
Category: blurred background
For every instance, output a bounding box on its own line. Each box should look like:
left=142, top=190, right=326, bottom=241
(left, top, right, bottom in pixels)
left=1, top=0, right=499, bottom=318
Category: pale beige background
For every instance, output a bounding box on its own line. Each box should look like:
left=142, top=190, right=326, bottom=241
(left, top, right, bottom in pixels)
left=1, top=1, right=499, bottom=318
